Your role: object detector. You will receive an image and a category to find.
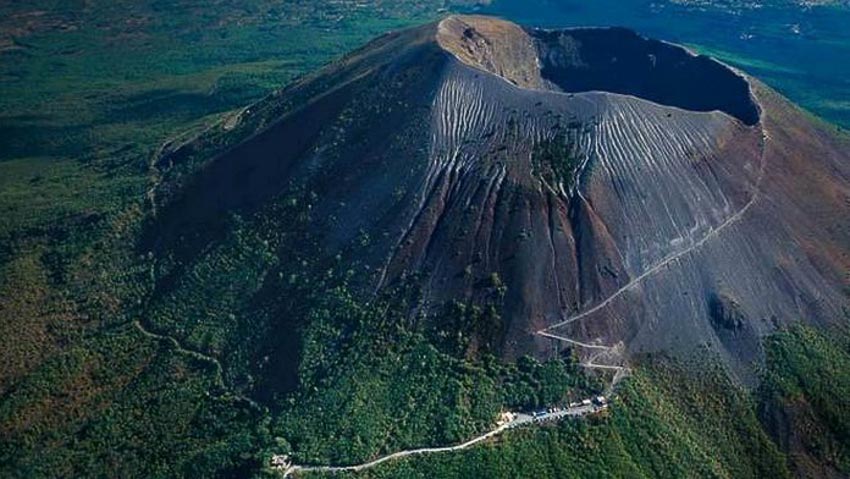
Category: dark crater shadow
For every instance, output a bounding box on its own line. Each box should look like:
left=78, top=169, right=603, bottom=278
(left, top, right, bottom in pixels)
left=530, top=27, right=760, bottom=126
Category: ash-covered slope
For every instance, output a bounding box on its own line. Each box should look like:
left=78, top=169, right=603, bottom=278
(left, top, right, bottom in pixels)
left=151, top=15, right=850, bottom=379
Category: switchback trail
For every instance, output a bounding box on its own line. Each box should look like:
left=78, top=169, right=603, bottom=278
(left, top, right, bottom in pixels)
left=537, top=122, right=770, bottom=375
left=538, top=330, right=613, bottom=350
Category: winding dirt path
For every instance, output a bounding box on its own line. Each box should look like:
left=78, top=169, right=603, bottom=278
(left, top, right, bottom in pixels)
left=283, top=405, right=599, bottom=477
left=537, top=330, right=613, bottom=350
left=139, top=112, right=266, bottom=410
left=286, top=423, right=512, bottom=476
left=537, top=123, right=769, bottom=374
left=133, top=320, right=260, bottom=410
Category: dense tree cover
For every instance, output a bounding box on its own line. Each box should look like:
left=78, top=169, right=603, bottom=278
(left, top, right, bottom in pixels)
left=0, top=172, right=596, bottom=479
left=274, top=285, right=596, bottom=467
left=759, top=325, right=850, bottom=476
left=298, top=356, right=787, bottom=479
left=0, top=328, right=268, bottom=478
left=289, top=325, right=850, bottom=479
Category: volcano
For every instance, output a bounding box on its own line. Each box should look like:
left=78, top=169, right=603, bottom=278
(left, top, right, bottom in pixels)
left=151, top=15, right=850, bottom=380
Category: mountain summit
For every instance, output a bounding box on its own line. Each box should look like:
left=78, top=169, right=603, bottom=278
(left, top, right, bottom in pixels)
left=152, top=15, right=850, bottom=379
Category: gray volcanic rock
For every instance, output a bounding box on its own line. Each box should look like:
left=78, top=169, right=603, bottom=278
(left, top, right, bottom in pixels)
left=709, top=293, right=747, bottom=331
left=152, top=15, right=850, bottom=379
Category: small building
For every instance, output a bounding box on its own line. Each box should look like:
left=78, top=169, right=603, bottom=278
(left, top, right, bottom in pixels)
left=271, top=455, right=291, bottom=469
left=594, top=396, right=608, bottom=405
left=581, top=399, right=592, bottom=406
left=497, top=411, right=516, bottom=426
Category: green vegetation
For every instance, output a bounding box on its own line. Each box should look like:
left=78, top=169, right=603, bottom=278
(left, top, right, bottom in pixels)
left=301, top=355, right=789, bottom=479
left=760, top=325, right=850, bottom=475
left=287, top=326, right=850, bottom=479
left=0, top=0, right=448, bottom=164
left=531, top=131, right=581, bottom=193
left=139, top=175, right=598, bottom=468
left=1, top=162, right=597, bottom=478
left=275, top=285, right=596, bottom=466
left=3, top=2, right=850, bottom=478
left=0, top=2, right=454, bottom=477
left=0, top=325, right=269, bottom=478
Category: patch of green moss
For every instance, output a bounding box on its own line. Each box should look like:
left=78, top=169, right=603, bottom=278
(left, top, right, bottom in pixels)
left=531, top=131, right=581, bottom=193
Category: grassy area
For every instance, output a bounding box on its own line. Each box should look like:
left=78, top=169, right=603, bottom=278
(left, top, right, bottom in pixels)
left=136, top=179, right=601, bottom=468
left=0, top=190, right=601, bottom=477
left=531, top=131, right=582, bottom=192
left=2, top=2, right=850, bottom=478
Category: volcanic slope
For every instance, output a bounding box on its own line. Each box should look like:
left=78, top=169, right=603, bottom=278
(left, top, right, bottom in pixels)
left=149, top=15, right=850, bottom=380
